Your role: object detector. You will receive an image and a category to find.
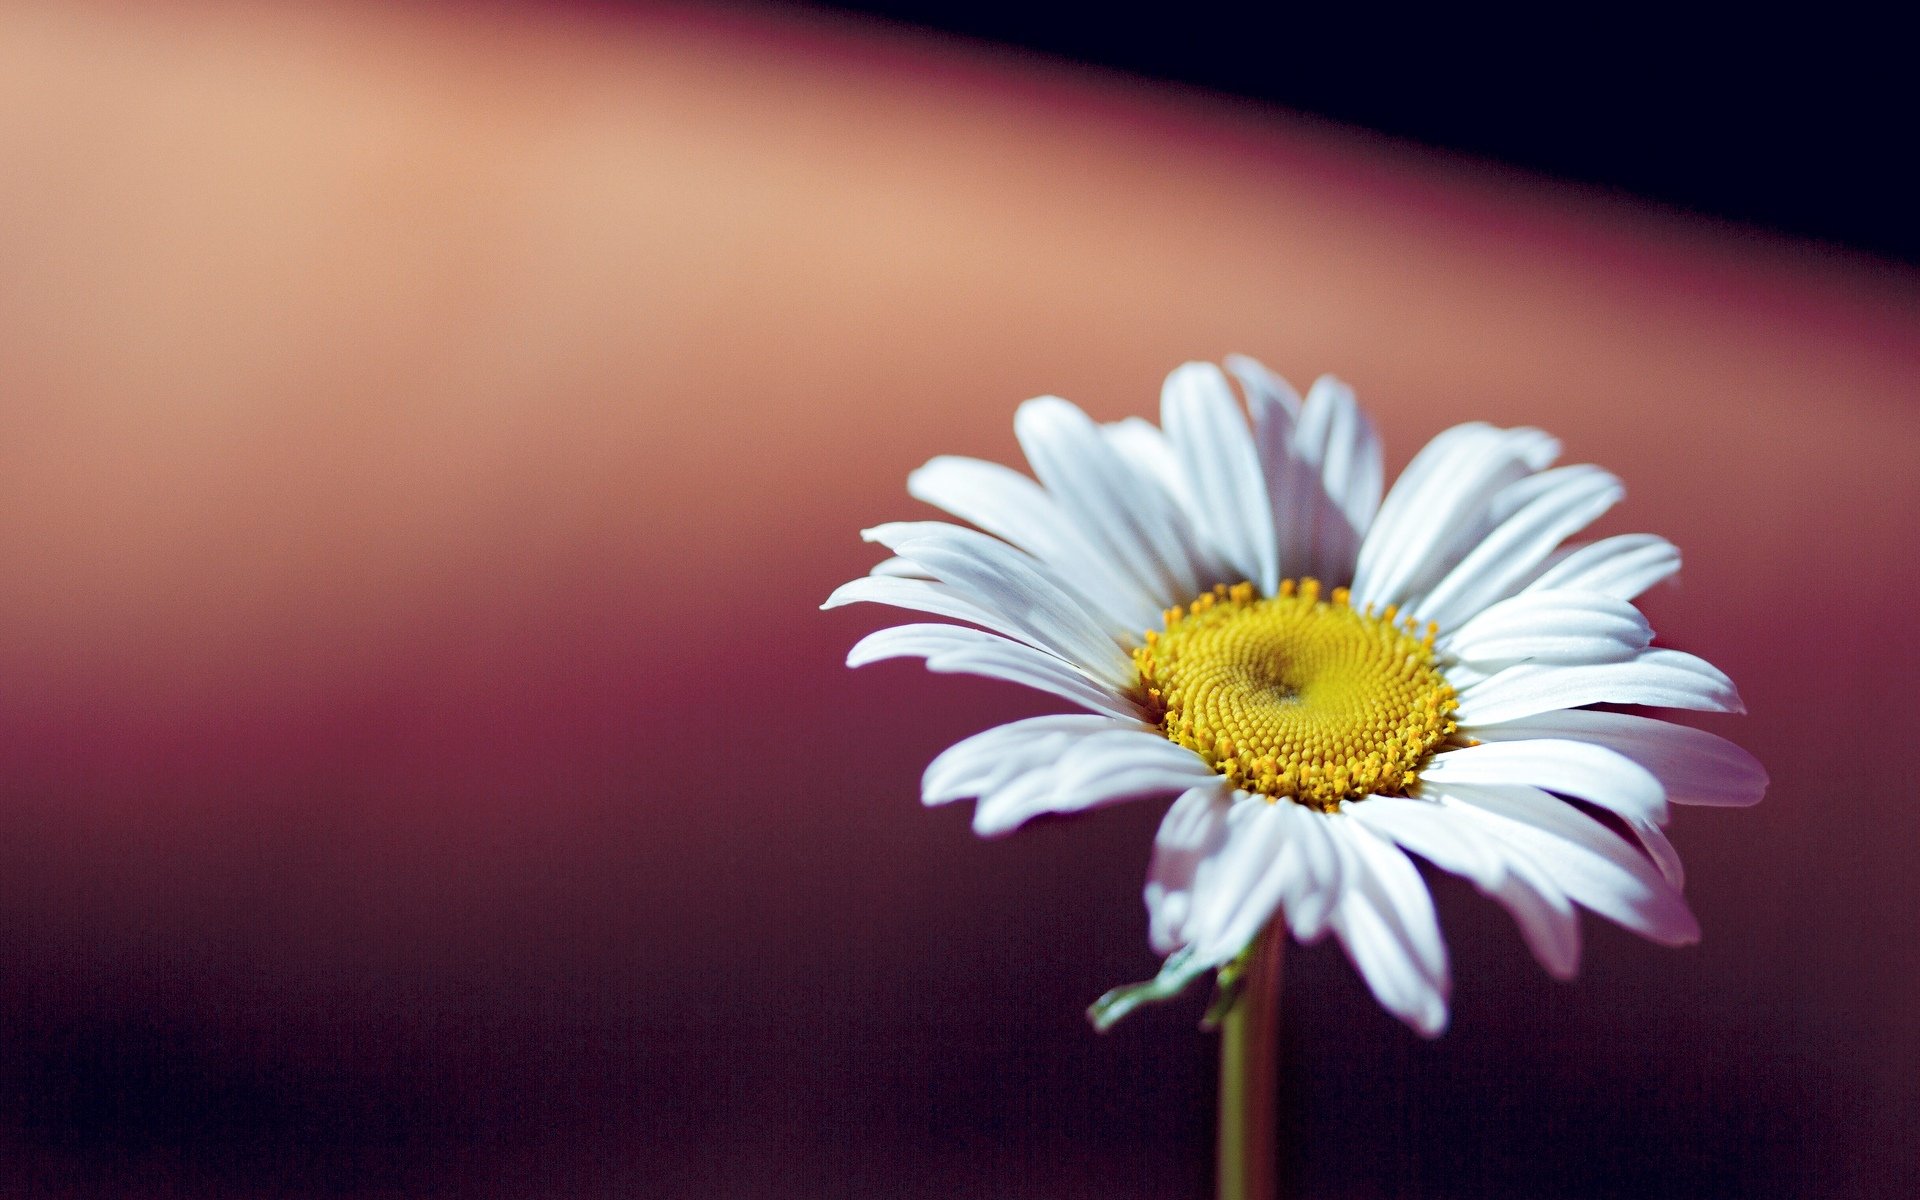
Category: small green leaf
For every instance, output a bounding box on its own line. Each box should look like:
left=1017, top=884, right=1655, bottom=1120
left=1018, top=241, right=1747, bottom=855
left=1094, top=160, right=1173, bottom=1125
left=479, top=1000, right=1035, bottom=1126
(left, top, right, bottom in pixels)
left=1086, top=947, right=1212, bottom=1032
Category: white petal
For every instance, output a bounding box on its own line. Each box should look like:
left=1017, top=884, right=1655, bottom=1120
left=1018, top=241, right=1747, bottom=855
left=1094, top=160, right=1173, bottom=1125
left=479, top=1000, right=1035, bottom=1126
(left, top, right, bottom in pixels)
left=1339, top=819, right=1448, bottom=982
left=1624, top=813, right=1686, bottom=888
left=1405, top=729, right=1689, bottom=890
left=826, top=575, right=1040, bottom=647
left=1441, top=589, right=1652, bottom=667
left=868, top=556, right=933, bottom=579
left=971, top=728, right=1218, bottom=837
left=1230, top=356, right=1314, bottom=581
left=1421, top=738, right=1668, bottom=824
left=1101, top=417, right=1192, bottom=513
left=1144, top=783, right=1236, bottom=955
left=1015, top=396, right=1215, bottom=605
left=1161, top=362, right=1278, bottom=595
left=1349, top=797, right=1504, bottom=889
left=907, top=455, right=1161, bottom=630
left=922, top=714, right=1141, bottom=803
left=1354, top=797, right=1580, bottom=980
left=1351, top=424, right=1559, bottom=611
left=864, top=521, right=1136, bottom=686
left=846, top=624, right=1141, bottom=719
left=1412, top=465, right=1623, bottom=629
left=1487, top=852, right=1583, bottom=979
left=1300, top=377, right=1384, bottom=535
left=1328, top=823, right=1451, bottom=1036
left=1437, top=784, right=1699, bottom=946
left=1266, top=802, right=1348, bottom=943
left=1224, top=353, right=1301, bottom=423
left=1050, top=730, right=1217, bottom=795
left=1181, top=800, right=1300, bottom=964
left=1529, top=533, right=1681, bottom=600
left=1290, top=375, right=1383, bottom=581
left=1229, top=361, right=1384, bottom=588
left=1462, top=709, right=1766, bottom=808
left=1165, top=797, right=1350, bottom=967
left=1454, top=649, right=1745, bottom=725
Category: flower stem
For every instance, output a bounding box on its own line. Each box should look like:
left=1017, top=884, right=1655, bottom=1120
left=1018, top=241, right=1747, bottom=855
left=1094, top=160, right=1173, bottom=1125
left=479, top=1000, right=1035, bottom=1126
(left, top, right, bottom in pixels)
left=1217, top=920, right=1285, bottom=1200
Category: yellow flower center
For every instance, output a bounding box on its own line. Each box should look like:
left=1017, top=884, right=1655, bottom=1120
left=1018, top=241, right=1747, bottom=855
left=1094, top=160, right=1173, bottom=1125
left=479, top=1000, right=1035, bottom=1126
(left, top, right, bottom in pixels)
left=1132, top=580, right=1458, bottom=812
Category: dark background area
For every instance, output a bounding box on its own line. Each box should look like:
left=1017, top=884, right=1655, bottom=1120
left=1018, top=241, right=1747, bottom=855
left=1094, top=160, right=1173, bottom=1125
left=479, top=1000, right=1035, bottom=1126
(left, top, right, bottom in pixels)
left=779, top=1, right=1919, bottom=267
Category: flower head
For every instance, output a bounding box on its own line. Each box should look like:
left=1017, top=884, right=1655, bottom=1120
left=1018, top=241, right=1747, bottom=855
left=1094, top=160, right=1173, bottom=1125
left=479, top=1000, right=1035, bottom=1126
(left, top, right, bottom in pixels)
left=828, top=358, right=1764, bottom=1035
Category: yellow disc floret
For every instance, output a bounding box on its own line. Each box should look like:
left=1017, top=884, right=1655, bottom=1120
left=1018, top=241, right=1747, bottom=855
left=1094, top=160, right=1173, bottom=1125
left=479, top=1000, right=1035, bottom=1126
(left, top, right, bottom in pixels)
left=1132, top=579, right=1458, bottom=812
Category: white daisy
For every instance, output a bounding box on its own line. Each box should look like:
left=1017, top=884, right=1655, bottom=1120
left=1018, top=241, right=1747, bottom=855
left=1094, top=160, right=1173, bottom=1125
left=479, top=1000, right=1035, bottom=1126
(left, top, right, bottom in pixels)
left=828, top=357, right=1765, bottom=1036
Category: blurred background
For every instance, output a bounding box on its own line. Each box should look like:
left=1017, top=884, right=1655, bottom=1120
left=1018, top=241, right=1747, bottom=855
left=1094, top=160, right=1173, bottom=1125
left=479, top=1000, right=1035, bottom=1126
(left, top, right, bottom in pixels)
left=1, top=1, right=1915, bottom=1196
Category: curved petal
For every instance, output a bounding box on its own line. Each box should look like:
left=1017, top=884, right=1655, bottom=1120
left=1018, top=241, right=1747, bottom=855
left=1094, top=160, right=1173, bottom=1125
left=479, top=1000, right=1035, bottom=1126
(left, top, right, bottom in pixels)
left=967, top=728, right=1219, bottom=837
left=1296, top=375, right=1384, bottom=545
left=1421, top=737, right=1668, bottom=824
left=1348, top=797, right=1505, bottom=889
left=1144, top=782, right=1236, bottom=955
left=1351, top=423, right=1559, bottom=610
left=923, top=714, right=1147, bottom=803
left=1486, top=851, right=1583, bottom=979
left=907, top=455, right=1161, bottom=630
left=1420, top=721, right=1689, bottom=890
left=1412, top=465, right=1624, bottom=629
left=1454, top=649, right=1745, bottom=725
left=1462, top=708, right=1766, bottom=808
left=1181, top=800, right=1303, bottom=965
left=1015, top=396, right=1216, bottom=605
left=1162, top=362, right=1278, bottom=595
left=864, top=521, right=1137, bottom=686
left=1282, top=376, right=1381, bottom=583
left=1624, top=813, right=1686, bottom=888
left=1441, top=589, right=1652, bottom=668
left=1353, top=797, right=1581, bottom=980
left=1271, top=802, right=1348, bottom=943
left=1436, top=783, right=1700, bottom=946
left=1529, top=533, right=1681, bottom=601
left=826, top=575, right=1044, bottom=648
left=847, top=623, right=1142, bottom=720
left=1228, top=358, right=1382, bottom=587
left=1328, top=823, right=1451, bottom=1036
left=1155, top=796, right=1350, bottom=968
left=1427, top=728, right=1697, bottom=886
left=1225, top=353, right=1301, bottom=423
left=1229, top=356, right=1314, bottom=581
left=868, top=555, right=933, bottom=579
left=1100, top=417, right=1192, bottom=514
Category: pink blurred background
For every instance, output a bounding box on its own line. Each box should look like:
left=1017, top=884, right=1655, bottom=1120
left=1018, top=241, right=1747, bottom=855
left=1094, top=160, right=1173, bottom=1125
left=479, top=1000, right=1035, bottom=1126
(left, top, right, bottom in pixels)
left=2, top=2, right=1916, bottom=1196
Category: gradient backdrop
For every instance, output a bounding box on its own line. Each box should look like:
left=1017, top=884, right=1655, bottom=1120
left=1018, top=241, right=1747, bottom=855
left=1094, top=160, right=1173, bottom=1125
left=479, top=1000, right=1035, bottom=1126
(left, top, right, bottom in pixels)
left=1, top=2, right=1916, bottom=1197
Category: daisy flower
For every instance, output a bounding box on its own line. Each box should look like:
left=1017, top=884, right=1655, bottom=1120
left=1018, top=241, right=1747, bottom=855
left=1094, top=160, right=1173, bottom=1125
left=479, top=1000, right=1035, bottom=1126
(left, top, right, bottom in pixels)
left=828, top=357, right=1764, bottom=1036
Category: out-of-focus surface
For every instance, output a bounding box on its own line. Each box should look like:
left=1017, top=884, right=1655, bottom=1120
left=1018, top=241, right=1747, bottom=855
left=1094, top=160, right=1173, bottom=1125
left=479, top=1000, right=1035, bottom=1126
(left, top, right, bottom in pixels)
left=1, top=2, right=1915, bottom=1196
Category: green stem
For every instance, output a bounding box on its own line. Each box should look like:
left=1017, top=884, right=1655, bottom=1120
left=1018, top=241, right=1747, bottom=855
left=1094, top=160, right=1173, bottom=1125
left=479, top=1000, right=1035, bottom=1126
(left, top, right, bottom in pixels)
left=1217, top=920, right=1285, bottom=1200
